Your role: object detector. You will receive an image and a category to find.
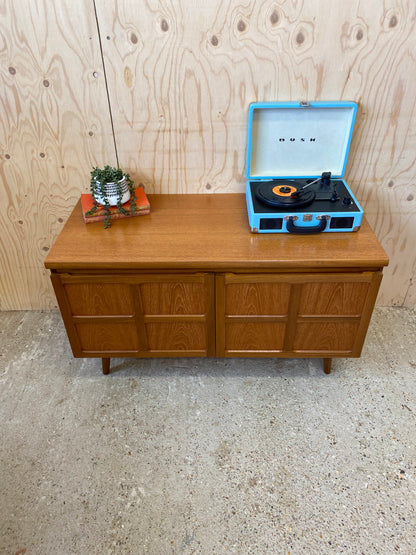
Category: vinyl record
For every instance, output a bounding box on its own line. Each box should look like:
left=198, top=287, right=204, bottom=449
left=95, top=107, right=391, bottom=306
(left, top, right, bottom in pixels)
left=255, top=181, right=316, bottom=208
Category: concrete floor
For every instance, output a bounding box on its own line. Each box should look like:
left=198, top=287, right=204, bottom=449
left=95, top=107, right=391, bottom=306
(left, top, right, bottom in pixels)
left=0, top=308, right=415, bottom=554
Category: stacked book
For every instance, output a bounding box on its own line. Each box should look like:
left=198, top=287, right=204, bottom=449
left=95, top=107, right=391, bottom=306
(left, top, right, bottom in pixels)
left=81, top=186, right=150, bottom=224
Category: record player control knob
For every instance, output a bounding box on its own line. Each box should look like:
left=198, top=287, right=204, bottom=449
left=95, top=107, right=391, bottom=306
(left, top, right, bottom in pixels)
left=343, top=196, right=352, bottom=205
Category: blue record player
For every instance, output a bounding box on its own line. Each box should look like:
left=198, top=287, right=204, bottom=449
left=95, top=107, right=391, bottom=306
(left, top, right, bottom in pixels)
left=245, top=101, right=363, bottom=233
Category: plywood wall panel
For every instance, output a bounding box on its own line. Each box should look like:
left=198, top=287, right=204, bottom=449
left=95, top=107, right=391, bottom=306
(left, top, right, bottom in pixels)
left=0, top=0, right=116, bottom=309
left=94, top=0, right=416, bottom=306
left=96, top=1, right=416, bottom=191
left=343, top=1, right=416, bottom=307
left=1, top=0, right=416, bottom=308
left=366, top=211, right=415, bottom=306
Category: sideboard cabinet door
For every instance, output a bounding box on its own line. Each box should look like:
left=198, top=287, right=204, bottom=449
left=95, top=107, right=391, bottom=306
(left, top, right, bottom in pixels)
left=216, top=272, right=382, bottom=358
left=51, top=273, right=215, bottom=357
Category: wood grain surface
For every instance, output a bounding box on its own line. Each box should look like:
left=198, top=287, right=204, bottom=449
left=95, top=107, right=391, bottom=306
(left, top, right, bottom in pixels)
left=2, top=0, right=415, bottom=308
left=0, top=0, right=116, bottom=309
left=44, top=194, right=389, bottom=270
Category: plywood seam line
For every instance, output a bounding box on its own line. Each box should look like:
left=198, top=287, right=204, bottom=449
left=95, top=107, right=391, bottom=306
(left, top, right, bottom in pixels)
left=402, top=275, right=413, bottom=307
left=93, top=0, right=119, bottom=167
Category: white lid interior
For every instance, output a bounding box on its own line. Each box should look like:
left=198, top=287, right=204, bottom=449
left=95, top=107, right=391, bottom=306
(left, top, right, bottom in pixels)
left=248, top=104, right=356, bottom=179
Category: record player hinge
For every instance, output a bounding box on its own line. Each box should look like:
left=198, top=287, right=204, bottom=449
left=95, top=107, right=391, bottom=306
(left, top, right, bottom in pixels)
left=300, top=101, right=310, bottom=107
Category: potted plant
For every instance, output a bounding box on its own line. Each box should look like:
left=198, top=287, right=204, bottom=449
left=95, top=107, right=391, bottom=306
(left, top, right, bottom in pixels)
left=85, top=165, right=137, bottom=228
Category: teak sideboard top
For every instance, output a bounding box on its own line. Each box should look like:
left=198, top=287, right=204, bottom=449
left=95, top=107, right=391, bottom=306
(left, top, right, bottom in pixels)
left=45, top=194, right=389, bottom=272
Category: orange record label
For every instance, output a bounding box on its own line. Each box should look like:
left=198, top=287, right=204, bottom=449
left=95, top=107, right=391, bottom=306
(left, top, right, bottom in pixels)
left=272, top=185, right=297, bottom=197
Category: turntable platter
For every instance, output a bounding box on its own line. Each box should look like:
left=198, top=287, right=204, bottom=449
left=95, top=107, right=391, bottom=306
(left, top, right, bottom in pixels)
left=255, top=181, right=316, bottom=208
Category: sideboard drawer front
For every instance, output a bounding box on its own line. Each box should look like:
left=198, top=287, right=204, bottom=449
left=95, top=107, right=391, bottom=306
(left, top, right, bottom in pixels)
left=65, top=283, right=134, bottom=316
left=298, top=281, right=370, bottom=316
left=140, top=281, right=206, bottom=315
left=146, top=323, right=207, bottom=351
left=217, top=272, right=382, bottom=358
left=52, top=272, right=215, bottom=358
left=294, top=322, right=360, bottom=353
left=225, top=282, right=290, bottom=316
left=75, top=323, right=139, bottom=352
left=226, top=322, right=286, bottom=351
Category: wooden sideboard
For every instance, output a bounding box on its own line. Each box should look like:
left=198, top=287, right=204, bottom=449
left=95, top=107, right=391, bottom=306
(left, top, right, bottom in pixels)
left=45, top=194, right=389, bottom=374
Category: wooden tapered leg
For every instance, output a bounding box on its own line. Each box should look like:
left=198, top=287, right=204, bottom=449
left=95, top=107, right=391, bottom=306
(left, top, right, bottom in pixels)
left=323, top=358, right=332, bottom=374
left=102, top=358, right=110, bottom=375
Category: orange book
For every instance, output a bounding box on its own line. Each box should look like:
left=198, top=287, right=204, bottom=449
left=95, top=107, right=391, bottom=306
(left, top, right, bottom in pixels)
left=81, top=186, right=150, bottom=223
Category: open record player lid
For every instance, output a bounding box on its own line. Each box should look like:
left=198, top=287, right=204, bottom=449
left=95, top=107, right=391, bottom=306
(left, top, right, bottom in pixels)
left=246, top=101, right=357, bottom=180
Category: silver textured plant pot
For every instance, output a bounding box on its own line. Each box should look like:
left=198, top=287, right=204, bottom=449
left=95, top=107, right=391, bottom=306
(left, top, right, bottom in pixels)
left=93, top=176, right=130, bottom=206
